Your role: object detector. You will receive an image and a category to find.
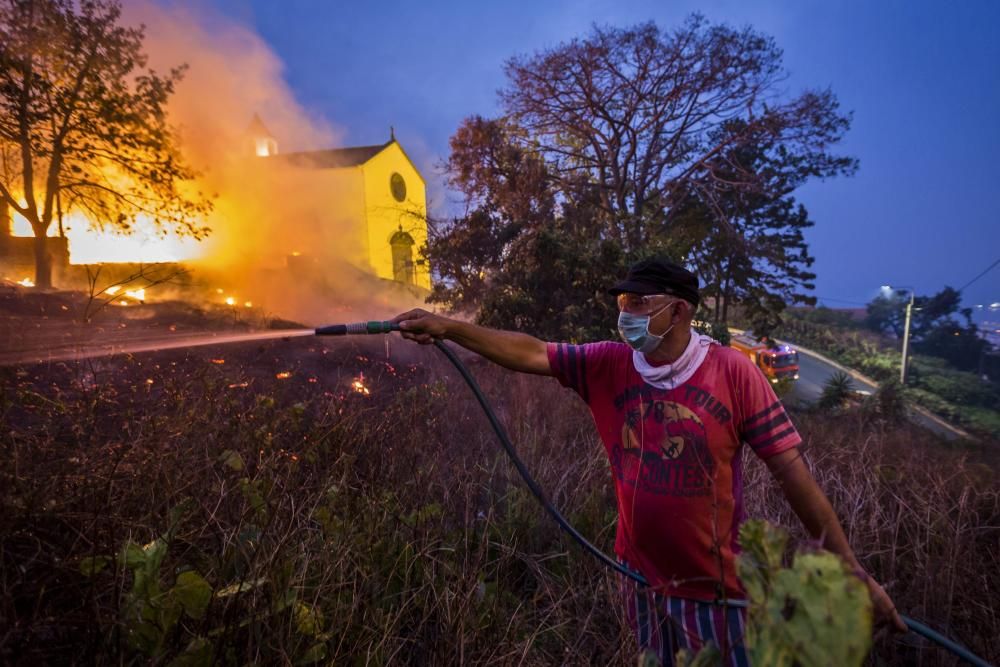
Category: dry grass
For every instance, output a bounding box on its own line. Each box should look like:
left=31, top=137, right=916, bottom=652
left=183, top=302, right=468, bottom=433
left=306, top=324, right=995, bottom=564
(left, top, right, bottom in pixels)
left=745, top=409, right=999, bottom=665
left=1, top=336, right=996, bottom=665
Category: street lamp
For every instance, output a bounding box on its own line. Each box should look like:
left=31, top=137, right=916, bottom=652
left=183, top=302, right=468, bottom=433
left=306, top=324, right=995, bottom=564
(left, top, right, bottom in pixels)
left=882, top=285, right=915, bottom=384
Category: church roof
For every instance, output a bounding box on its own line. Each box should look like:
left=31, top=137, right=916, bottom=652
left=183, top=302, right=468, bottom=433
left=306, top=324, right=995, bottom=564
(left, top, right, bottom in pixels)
left=246, top=113, right=273, bottom=138
left=273, top=142, right=390, bottom=169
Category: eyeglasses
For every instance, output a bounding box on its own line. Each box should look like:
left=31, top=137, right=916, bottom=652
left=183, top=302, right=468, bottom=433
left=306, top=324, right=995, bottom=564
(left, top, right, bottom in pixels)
left=617, top=293, right=673, bottom=315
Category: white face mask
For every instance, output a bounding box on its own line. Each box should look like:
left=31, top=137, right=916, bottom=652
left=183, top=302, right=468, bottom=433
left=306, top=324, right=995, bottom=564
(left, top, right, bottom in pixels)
left=632, top=332, right=715, bottom=390
left=617, top=302, right=675, bottom=353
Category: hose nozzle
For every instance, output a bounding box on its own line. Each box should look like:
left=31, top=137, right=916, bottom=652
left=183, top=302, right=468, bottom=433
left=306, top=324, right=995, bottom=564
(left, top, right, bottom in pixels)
left=315, top=321, right=400, bottom=336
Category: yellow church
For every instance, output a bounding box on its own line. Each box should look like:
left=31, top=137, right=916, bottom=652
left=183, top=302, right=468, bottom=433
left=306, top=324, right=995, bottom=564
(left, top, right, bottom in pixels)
left=247, top=115, right=431, bottom=291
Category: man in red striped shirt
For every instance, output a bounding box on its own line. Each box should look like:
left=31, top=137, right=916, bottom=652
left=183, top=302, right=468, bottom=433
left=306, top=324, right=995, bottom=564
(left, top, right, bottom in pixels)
left=393, top=257, right=904, bottom=665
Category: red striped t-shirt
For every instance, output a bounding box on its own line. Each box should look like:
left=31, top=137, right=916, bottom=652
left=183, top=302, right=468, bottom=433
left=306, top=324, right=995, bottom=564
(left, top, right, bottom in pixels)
left=546, top=339, right=801, bottom=601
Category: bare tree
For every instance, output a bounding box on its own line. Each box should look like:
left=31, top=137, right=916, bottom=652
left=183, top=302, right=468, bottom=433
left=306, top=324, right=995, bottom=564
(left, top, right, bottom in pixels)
left=500, top=17, right=852, bottom=248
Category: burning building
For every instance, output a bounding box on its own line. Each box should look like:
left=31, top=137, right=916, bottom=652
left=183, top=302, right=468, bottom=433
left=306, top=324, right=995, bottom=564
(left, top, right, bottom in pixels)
left=246, top=116, right=431, bottom=291
left=0, top=116, right=432, bottom=298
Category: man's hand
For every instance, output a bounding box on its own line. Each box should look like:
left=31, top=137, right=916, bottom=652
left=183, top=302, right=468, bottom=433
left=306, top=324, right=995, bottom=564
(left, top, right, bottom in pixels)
left=389, top=309, right=551, bottom=375
left=391, top=308, right=451, bottom=345
left=864, top=574, right=908, bottom=633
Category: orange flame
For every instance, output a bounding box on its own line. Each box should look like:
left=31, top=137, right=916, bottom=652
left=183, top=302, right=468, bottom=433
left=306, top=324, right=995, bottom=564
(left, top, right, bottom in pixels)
left=351, top=372, right=370, bottom=395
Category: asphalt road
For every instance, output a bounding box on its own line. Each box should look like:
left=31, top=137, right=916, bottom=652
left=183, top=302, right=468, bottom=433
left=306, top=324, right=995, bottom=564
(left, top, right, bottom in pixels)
left=787, top=349, right=877, bottom=405
left=783, top=345, right=963, bottom=440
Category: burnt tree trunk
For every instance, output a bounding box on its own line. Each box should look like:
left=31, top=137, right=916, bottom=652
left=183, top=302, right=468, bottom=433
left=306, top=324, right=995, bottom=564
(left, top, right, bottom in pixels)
left=32, top=231, right=53, bottom=289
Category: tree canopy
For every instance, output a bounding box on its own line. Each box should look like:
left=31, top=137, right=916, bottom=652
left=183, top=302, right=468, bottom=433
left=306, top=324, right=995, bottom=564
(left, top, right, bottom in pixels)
left=0, top=0, right=209, bottom=287
left=427, top=17, right=856, bottom=339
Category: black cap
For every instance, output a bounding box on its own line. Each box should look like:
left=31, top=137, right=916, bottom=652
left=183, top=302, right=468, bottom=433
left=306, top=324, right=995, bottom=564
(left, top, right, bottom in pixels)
left=608, top=258, right=700, bottom=306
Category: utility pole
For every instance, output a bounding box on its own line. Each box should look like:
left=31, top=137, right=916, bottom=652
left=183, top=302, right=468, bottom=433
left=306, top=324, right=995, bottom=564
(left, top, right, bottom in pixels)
left=900, top=290, right=914, bottom=384
left=883, top=285, right=915, bottom=384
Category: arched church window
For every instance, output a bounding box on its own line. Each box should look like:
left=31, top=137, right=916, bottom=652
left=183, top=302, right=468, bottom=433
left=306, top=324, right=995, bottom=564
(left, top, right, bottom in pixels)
left=390, top=227, right=416, bottom=284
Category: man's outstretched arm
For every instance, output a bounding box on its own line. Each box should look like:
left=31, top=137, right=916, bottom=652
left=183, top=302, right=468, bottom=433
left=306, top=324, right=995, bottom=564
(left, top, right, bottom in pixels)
left=764, top=447, right=908, bottom=633
left=391, top=308, right=552, bottom=376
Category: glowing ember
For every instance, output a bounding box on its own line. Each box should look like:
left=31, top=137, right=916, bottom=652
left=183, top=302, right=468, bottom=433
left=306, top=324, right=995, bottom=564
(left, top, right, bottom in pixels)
left=145, top=378, right=154, bottom=385
left=225, top=297, right=236, bottom=306
left=106, top=285, right=146, bottom=305
left=276, top=371, right=292, bottom=379
left=228, top=382, right=249, bottom=389
left=17, top=277, right=35, bottom=287
left=244, top=301, right=253, bottom=308
left=351, top=373, right=370, bottom=395
left=210, top=359, right=226, bottom=365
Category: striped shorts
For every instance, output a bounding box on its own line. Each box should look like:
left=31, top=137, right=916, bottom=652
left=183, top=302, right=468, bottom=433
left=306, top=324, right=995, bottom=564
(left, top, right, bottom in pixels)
left=621, top=571, right=750, bottom=667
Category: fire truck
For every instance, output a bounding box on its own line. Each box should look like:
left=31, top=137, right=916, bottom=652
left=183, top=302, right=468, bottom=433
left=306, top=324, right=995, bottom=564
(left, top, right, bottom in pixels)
left=730, top=333, right=800, bottom=383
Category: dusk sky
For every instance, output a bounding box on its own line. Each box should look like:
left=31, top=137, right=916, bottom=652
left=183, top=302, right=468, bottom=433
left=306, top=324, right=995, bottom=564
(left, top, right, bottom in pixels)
left=195, top=0, right=998, bottom=322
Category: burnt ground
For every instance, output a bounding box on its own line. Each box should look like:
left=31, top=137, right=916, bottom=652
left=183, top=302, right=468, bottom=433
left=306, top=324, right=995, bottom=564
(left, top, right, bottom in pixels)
left=0, top=284, right=509, bottom=663
left=0, top=282, right=455, bottom=419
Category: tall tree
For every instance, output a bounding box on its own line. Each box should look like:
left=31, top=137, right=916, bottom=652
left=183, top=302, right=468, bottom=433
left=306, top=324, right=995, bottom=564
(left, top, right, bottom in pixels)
left=679, top=118, right=854, bottom=334
left=865, top=292, right=907, bottom=338
left=0, top=0, right=209, bottom=288
left=429, top=17, right=855, bottom=338
left=500, top=18, right=852, bottom=246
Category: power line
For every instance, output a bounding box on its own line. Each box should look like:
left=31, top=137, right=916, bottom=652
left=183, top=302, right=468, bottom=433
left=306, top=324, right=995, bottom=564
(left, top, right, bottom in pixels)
left=958, top=257, right=1000, bottom=293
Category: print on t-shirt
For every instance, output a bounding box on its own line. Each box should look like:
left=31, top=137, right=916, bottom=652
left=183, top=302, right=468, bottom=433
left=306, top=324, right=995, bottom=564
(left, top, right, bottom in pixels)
left=610, top=382, right=738, bottom=498
left=613, top=399, right=716, bottom=497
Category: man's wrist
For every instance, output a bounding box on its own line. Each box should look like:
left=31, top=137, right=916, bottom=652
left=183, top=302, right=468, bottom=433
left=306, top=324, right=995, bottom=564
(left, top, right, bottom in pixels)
left=440, top=318, right=460, bottom=340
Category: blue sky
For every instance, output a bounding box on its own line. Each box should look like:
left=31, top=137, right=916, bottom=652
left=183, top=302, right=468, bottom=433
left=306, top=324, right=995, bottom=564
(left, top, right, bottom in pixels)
left=198, top=0, right=999, bottom=321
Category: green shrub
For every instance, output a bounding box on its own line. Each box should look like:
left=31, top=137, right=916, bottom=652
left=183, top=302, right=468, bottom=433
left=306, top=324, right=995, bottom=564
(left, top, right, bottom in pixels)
left=862, top=379, right=909, bottom=424
left=737, top=520, right=872, bottom=667
left=819, top=371, right=855, bottom=410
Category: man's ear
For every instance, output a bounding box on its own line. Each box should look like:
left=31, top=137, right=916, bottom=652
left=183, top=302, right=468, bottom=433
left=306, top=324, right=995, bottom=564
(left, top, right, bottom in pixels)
left=676, top=300, right=692, bottom=323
